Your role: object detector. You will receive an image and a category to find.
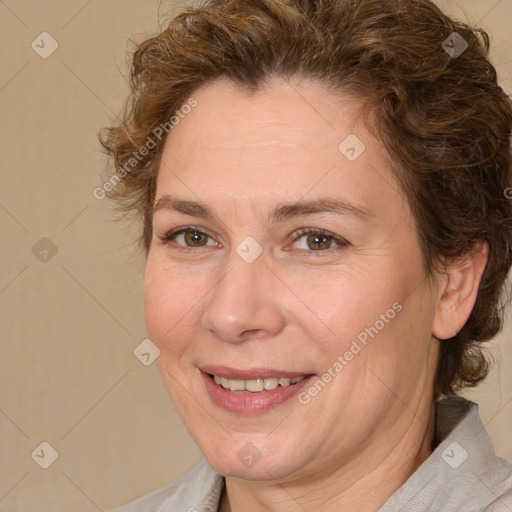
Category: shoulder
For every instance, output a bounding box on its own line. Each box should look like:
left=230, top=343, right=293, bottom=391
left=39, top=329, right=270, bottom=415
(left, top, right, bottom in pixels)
left=430, top=397, right=512, bottom=511
left=381, top=397, right=512, bottom=511
left=478, top=455, right=512, bottom=511
left=107, top=458, right=224, bottom=512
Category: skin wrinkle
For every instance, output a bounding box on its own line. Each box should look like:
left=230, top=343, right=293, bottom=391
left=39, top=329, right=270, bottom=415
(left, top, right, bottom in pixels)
left=96, top=2, right=512, bottom=508
left=140, top=78, right=491, bottom=512
left=99, top=0, right=512, bottom=399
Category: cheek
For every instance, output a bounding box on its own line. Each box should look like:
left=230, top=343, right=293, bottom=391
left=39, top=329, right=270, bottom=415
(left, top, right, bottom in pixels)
left=287, top=266, right=403, bottom=354
left=143, top=258, right=205, bottom=352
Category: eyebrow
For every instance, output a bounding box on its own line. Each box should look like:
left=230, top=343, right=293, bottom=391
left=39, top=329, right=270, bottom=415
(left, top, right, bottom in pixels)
left=151, top=194, right=375, bottom=225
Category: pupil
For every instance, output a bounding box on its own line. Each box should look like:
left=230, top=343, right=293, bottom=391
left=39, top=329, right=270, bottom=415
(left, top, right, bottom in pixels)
left=187, top=231, right=204, bottom=245
left=309, top=234, right=329, bottom=250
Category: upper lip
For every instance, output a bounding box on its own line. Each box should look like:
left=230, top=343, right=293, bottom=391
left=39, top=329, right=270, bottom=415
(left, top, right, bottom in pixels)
left=200, top=365, right=312, bottom=380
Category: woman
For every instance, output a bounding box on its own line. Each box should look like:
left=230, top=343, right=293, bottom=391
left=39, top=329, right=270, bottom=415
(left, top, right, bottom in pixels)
left=100, top=0, right=512, bottom=510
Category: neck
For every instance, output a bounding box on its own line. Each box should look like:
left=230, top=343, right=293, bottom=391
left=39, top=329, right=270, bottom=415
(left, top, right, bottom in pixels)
left=219, top=402, right=436, bottom=512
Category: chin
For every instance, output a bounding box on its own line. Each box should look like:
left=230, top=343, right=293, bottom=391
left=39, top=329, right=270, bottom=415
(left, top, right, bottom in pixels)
left=201, top=438, right=307, bottom=482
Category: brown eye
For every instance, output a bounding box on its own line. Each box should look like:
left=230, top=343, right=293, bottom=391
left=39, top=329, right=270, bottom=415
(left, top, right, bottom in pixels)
left=160, top=227, right=219, bottom=249
left=183, top=230, right=209, bottom=246
left=304, top=233, right=333, bottom=251
left=292, top=228, right=349, bottom=254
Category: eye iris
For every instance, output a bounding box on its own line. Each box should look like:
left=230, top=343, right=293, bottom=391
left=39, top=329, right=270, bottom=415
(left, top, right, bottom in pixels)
left=185, top=230, right=207, bottom=246
left=307, top=234, right=331, bottom=250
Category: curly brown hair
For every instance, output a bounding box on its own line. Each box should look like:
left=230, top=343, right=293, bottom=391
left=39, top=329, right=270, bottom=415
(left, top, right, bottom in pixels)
left=98, top=0, right=512, bottom=399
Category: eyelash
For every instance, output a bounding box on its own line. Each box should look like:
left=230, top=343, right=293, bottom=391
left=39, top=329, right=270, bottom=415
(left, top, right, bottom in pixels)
left=157, top=226, right=349, bottom=256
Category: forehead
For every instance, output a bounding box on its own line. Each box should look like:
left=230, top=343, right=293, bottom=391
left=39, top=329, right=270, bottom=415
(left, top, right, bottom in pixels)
left=156, top=78, right=403, bottom=217
left=162, top=78, right=360, bottom=161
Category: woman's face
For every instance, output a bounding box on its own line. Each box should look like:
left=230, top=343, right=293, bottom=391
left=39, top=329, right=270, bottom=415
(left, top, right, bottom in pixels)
left=144, top=78, right=441, bottom=482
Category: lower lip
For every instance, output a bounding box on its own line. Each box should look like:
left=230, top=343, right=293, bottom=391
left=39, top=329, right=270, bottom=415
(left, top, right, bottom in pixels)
left=201, top=371, right=314, bottom=415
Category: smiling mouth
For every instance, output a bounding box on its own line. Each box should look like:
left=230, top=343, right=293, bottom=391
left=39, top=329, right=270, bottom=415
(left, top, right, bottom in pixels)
left=201, top=370, right=315, bottom=414
left=208, top=373, right=307, bottom=393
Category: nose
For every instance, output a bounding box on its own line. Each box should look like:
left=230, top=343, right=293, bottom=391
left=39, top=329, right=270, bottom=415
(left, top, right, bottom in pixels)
left=199, top=252, right=286, bottom=344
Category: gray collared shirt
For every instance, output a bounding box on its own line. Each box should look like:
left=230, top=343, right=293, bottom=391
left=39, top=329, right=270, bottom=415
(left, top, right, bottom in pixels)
left=110, top=396, right=512, bottom=511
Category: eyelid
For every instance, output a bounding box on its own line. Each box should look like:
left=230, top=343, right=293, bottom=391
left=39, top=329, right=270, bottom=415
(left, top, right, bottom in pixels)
left=158, top=225, right=349, bottom=254
left=289, top=227, right=349, bottom=253
left=158, top=226, right=220, bottom=247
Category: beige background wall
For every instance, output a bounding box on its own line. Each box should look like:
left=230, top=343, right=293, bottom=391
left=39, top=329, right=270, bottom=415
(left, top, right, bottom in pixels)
left=0, top=1, right=511, bottom=510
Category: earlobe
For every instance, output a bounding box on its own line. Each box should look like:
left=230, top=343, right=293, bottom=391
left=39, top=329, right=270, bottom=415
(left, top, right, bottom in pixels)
left=432, top=240, right=489, bottom=340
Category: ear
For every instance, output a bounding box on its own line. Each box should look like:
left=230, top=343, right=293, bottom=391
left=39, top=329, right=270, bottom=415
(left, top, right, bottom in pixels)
left=432, top=240, right=489, bottom=340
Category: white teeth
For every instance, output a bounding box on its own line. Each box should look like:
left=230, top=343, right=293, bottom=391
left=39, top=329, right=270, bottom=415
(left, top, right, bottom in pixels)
left=228, top=379, right=245, bottom=392
left=213, top=374, right=306, bottom=392
left=245, top=379, right=264, bottom=392
left=263, top=378, right=279, bottom=390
